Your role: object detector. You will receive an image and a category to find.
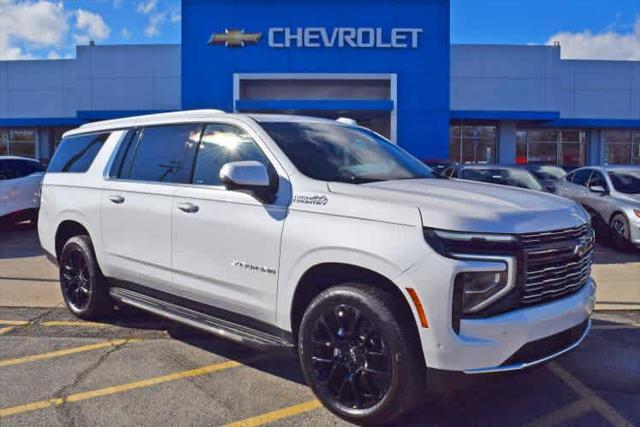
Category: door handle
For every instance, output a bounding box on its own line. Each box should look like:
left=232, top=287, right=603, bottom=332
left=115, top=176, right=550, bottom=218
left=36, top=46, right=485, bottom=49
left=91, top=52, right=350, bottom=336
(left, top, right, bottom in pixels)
left=177, top=202, right=199, bottom=213
left=109, top=195, right=125, bottom=204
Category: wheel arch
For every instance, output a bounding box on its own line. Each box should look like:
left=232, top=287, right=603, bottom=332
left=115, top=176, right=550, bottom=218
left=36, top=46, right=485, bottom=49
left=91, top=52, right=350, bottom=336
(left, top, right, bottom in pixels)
left=609, top=210, right=628, bottom=225
left=289, top=262, right=423, bottom=351
left=55, top=220, right=92, bottom=260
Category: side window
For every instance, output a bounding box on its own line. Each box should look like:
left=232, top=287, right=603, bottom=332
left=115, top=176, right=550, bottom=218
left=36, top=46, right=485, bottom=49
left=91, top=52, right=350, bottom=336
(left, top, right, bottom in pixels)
left=589, top=171, right=607, bottom=189
left=0, top=160, right=19, bottom=180
left=48, top=133, right=110, bottom=173
left=192, top=123, right=271, bottom=186
left=126, top=124, right=202, bottom=183
left=572, top=169, right=592, bottom=187
left=565, top=171, right=575, bottom=183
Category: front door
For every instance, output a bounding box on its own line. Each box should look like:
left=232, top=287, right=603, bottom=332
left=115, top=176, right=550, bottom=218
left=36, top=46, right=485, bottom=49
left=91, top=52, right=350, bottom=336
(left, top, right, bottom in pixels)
left=171, top=121, right=288, bottom=324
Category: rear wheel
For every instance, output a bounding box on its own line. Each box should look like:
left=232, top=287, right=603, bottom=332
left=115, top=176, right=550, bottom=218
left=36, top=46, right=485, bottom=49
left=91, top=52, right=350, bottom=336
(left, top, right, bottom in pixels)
left=59, top=235, right=114, bottom=319
left=298, top=283, right=426, bottom=425
left=610, top=214, right=631, bottom=252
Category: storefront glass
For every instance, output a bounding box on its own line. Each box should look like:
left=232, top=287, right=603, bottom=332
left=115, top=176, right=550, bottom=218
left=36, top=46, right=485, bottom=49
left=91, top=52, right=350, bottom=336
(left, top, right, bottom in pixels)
left=604, top=130, right=640, bottom=165
left=0, top=129, right=36, bottom=158
left=449, top=124, right=497, bottom=163
left=516, top=129, right=586, bottom=166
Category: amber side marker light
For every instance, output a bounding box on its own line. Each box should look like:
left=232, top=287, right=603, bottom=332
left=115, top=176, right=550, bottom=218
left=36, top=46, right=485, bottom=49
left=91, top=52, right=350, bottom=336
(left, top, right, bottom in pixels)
left=406, top=288, right=429, bottom=328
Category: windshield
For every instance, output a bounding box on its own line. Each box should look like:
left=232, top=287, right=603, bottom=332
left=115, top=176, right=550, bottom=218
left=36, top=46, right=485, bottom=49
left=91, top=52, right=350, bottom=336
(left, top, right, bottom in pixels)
left=261, top=122, right=439, bottom=183
left=608, top=170, right=640, bottom=194
left=530, top=165, right=566, bottom=181
left=462, top=168, right=544, bottom=191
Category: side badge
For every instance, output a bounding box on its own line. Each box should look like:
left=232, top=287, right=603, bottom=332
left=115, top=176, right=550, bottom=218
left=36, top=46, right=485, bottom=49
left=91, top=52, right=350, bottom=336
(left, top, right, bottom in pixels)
left=293, top=194, right=329, bottom=206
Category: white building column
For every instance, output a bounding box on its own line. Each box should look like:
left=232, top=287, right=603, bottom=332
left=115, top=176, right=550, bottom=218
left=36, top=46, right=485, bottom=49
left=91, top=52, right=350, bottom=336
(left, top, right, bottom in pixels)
left=498, top=121, right=516, bottom=164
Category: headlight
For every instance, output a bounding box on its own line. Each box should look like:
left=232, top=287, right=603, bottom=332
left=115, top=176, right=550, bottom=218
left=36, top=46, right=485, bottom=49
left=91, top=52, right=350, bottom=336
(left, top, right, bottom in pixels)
left=452, top=253, right=517, bottom=315
left=634, top=210, right=640, bottom=219
left=424, top=228, right=517, bottom=257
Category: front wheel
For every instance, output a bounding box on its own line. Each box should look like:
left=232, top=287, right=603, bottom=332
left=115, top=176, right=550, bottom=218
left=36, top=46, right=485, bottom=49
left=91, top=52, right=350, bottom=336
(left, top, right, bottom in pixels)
left=59, top=235, right=114, bottom=319
left=298, top=284, right=426, bottom=425
left=610, top=213, right=631, bottom=252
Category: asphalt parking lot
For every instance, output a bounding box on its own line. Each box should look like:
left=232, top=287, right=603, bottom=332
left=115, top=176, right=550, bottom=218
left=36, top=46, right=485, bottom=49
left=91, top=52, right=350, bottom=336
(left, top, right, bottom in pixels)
left=1, top=224, right=639, bottom=426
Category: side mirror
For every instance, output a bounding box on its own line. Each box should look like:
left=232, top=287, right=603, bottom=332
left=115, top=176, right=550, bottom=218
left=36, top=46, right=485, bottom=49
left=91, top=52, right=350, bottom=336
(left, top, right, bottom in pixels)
left=219, top=161, right=275, bottom=202
left=589, top=184, right=608, bottom=194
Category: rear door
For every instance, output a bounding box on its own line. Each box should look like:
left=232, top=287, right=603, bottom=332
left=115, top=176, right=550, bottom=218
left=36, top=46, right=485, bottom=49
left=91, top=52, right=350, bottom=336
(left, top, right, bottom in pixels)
left=100, top=124, right=201, bottom=291
left=561, top=168, right=591, bottom=204
left=171, top=120, right=288, bottom=324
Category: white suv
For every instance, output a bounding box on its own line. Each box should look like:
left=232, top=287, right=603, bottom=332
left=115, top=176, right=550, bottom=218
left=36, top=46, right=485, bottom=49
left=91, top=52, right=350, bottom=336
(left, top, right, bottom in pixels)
left=39, top=110, right=596, bottom=424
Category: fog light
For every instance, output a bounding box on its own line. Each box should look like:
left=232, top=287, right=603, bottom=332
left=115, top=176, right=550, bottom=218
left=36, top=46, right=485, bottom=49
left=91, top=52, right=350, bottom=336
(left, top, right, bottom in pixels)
left=457, top=270, right=509, bottom=314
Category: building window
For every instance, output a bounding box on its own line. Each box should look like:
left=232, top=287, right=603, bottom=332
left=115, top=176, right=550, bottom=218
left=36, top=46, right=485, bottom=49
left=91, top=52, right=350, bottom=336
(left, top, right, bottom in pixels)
left=604, top=130, right=640, bottom=165
left=0, top=129, right=37, bottom=158
left=516, top=129, right=586, bottom=166
left=449, top=123, right=497, bottom=163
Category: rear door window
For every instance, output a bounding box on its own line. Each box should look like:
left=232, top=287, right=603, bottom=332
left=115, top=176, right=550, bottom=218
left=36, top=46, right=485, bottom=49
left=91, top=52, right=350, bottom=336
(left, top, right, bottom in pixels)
left=0, top=160, right=19, bottom=180
left=571, top=169, right=592, bottom=187
left=124, top=124, right=202, bottom=183
left=48, top=133, right=110, bottom=173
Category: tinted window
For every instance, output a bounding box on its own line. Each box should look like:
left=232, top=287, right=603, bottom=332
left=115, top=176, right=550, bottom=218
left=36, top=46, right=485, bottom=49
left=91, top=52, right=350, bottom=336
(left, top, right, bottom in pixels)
left=261, top=122, right=438, bottom=183
left=608, top=170, right=640, bottom=194
left=127, top=125, right=201, bottom=183
left=589, top=171, right=608, bottom=189
left=12, top=159, right=44, bottom=176
left=571, top=169, right=592, bottom=187
left=192, top=124, right=270, bottom=186
left=0, top=160, right=19, bottom=180
left=48, top=133, right=110, bottom=173
left=462, top=168, right=543, bottom=191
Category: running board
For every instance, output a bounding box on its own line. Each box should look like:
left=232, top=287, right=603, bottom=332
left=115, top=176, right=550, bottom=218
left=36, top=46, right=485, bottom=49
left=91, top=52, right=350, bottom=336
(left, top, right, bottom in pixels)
left=109, top=287, right=293, bottom=349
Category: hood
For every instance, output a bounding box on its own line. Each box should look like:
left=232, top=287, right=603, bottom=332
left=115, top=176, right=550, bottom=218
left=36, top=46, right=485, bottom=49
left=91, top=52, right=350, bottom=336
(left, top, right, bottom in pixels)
left=328, top=178, right=589, bottom=234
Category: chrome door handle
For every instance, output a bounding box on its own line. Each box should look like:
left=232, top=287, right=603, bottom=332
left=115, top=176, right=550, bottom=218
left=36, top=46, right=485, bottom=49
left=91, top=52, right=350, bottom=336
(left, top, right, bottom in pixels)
left=177, top=202, right=199, bottom=213
left=109, top=195, right=125, bottom=204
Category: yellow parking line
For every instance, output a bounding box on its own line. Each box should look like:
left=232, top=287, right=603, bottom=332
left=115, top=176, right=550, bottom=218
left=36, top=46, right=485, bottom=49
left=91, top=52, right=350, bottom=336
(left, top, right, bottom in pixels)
left=0, top=320, right=30, bottom=326
left=523, top=398, right=592, bottom=427
left=0, top=338, right=141, bottom=368
left=0, top=326, right=16, bottom=336
left=548, top=363, right=634, bottom=427
left=40, top=321, right=112, bottom=327
left=0, top=360, right=241, bottom=418
left=223, top=399, right=322, bottom=427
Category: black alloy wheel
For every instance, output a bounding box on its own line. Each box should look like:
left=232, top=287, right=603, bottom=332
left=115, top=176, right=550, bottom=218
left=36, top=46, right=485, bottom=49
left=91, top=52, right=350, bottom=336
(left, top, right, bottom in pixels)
left=60, top=248, right=92, bottom=312
left=309, top=304, right=392, bottom=410
left=298, top=284, right=426, bottom=425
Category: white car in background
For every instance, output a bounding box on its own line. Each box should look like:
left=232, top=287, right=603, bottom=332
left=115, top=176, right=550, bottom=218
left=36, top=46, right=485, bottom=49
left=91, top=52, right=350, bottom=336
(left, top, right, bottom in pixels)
left=0, top=156, right=45, bottom=224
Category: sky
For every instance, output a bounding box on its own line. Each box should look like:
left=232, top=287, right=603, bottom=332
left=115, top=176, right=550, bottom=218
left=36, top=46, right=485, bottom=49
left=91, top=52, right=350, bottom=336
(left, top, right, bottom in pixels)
left=1, top=0, right=640, bottom=61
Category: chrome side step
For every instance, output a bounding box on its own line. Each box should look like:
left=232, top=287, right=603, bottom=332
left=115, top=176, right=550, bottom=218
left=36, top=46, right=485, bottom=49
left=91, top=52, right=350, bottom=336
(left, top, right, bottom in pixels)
left=109, top=287, right=293, bottom=349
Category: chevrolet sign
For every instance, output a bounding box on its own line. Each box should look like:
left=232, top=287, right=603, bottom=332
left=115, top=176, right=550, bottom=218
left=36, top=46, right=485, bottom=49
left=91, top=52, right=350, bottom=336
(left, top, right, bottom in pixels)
left=208, top=27, right=423, bottom=49
left=207, top=29, right=262, bottom=47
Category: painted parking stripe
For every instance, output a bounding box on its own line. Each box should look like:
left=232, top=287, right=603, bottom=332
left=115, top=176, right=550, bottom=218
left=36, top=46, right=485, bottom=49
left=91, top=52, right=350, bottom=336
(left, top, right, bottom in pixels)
left=0, top=320, right=30, bottom=326
left=0, top=326, right=16, bottom=336
left=0, top=360, right=241, bottom=418
left=0, top=338, right=140, bottom=368
left=40, top=321, right=112, bottom=327
left=223, top=399, right=322, bottom=427
left=523, top=398, right=592, bottom=427
left=548, top=363, right=634, bottom=427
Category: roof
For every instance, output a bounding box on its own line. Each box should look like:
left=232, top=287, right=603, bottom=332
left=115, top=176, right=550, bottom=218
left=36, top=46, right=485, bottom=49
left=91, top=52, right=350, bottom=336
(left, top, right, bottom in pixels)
left=248, top=114, right=346, bottom=124
left=0, top=156, right=41, bottom=162
left=66, top=109, right=226, bottom=136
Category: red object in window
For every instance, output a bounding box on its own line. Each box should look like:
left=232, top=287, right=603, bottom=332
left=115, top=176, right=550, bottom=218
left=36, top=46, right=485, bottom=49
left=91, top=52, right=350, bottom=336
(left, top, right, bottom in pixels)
left=516, top=156, right=527, bottom=165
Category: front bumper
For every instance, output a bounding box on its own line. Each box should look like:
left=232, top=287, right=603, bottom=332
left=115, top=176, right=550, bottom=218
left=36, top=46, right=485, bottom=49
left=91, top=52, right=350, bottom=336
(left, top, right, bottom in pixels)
left=396, top=251, right=596, bottom=373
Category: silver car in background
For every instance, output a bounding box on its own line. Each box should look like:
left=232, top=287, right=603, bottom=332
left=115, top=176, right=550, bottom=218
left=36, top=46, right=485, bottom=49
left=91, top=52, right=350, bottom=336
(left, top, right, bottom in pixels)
left=556, top=166, right=640, bottom=251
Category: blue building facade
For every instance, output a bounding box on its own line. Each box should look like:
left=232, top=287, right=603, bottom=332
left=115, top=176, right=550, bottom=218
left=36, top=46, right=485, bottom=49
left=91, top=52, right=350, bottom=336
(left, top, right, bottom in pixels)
left=181, top=0, right=450, bottom=159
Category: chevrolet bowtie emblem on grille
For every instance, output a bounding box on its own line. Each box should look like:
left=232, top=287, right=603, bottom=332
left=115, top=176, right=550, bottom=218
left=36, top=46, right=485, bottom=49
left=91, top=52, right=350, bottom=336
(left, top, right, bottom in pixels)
left=208, top=29, right=262, bottom=47
left=574, top=233, right=593, bottom=257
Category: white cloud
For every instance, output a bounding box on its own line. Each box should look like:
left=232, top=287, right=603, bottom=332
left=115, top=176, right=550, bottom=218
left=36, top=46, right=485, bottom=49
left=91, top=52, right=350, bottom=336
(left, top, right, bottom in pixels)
left=74, top=9, right=111, bottom=44
left=137, top=0, right=157, bottom=15
left=47, top=50, right=61, bottom=59
left=0, top=0, right=69, bottom=59
left=546, top=17, right=640, bottom=60
left=144, top=12, right=166, bottom=37
left=170, top=10, right=181, bottom=24
left=121, top=27, right=132, bottom=39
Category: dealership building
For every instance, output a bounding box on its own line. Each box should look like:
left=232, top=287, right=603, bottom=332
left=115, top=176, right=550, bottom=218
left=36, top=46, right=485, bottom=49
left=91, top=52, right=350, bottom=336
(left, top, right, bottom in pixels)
left=1, top=0, right=640, bottom=166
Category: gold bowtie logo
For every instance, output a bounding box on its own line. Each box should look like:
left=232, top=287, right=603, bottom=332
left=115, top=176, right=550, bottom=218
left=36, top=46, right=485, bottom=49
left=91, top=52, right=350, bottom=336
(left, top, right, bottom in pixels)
left=208, top=29, right=262, bottom=47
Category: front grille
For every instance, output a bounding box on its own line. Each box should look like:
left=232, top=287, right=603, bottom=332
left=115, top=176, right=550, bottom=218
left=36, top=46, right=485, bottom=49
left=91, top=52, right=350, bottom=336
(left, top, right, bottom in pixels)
left=519, top=224, right=594, bottom=307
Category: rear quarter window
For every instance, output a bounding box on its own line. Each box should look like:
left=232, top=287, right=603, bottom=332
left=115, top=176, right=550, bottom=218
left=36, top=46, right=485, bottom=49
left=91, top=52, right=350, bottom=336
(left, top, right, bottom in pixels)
left=48, top=132, right=110, bottom=173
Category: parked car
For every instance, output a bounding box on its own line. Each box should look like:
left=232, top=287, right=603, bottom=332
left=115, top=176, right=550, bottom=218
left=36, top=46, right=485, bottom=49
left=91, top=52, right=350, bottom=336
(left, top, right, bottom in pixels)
left=39, top=110, right=595, bottom=424
left=421, top=159, right=455, bottom=175
left=556, top=166, right=640, bottom=251
left=0, top=156, right=45, bottom=224
left=442, top=164, right=548, bottom=192
left=521, top=164, right=567, bottom=192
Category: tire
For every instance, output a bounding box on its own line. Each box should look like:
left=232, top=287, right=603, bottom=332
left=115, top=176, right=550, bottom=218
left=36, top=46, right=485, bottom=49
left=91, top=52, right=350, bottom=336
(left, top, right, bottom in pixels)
left=298, top=283, right=426, bottom=425
left=59, top=235, right=114, bottom=319
left=610, top=213, right=631, bottom=252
